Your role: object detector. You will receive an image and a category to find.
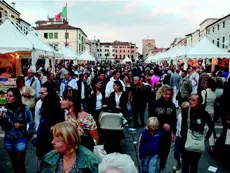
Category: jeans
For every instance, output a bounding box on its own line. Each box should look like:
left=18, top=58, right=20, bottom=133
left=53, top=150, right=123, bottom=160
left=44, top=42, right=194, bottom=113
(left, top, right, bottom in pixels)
left=182, top=149, right=201, bottom=173
left=4, top=136, right=28, bottom=152
left=142, top=155, right=159, bottom=173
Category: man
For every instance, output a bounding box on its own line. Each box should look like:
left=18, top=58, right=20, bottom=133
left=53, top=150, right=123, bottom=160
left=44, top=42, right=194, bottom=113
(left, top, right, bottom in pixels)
left=105, top=71, right=126, bottom=99
left=59, top=71, right=78, bottom=96
left=178, top=70, right=192, bottom=106
left=77, top=73, right=89, bottom=111
left=25, top=69, right=41, bottom=99
left=170, top=69, right=181, bottom=108
left=189, top=67, right=199, bottom=94
left=43, top=73, right=59, bottom=93
left=34, top=86, right=48, bottom=131
left=198, top=69, right=209, bottom=94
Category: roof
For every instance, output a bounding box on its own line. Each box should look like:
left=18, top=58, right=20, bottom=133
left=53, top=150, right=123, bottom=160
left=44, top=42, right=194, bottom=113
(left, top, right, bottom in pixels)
left=112, top=41, right=135, bottom=46
left=100, top=42, right=113, bottom=46
left=206, top=13, right=230, bottom=29
left=19, top=18, right=30, bottom=26
left=34, top=24, right=87, bottom=36
left=199, top=18, right=218, bottom=26
left=0, top=0, right=20, bottom=15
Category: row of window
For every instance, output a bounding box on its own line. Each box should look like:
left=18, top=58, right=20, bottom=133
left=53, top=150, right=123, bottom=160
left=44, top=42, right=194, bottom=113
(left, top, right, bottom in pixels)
left=97, top=54, right=134, bottom=58
left=212, top=21, right=226, bottom=33
left=78, top=34, right=84, bottom=42
left=97, top=49, right=135, bottom=53
left=44, top=32, right=69, bottom=39
left=212, top=35, right=230, bottom=48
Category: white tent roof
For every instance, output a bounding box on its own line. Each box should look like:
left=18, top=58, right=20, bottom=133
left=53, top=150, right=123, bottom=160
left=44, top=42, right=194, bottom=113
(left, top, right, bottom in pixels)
left=78, top=51, right=95, bottom=61
left=145, top=54, right=158, bottom=63
left=0, top=19, right=33, bottom=53
left=58, top=46, right=77, bottom=60
left=26, top=30, right=54, bottom=56
left=123, top=56, right=132, bottom=63
left=184, top=36, right=230, bottom=59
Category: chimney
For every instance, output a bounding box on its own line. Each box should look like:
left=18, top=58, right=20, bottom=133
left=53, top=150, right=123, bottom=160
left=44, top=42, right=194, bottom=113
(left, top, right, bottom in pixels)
left=11, top=2, right=15, bottom=8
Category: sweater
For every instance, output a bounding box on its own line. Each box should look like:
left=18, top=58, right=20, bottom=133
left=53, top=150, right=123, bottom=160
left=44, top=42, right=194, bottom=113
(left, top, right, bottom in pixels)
left=139, top=129, right=163, bottom=158
left=149, top=99, right=177, bottom=134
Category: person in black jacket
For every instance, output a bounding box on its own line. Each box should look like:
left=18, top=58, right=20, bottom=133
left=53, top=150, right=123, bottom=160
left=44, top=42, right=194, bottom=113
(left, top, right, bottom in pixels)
left=180, top=94, right=214, bottom=173
left=148, top=85, right=177, bottom=170
left=77, top=73, right=89, bottom=111
left=89, top=78, right=105, bottom=126
left=33, top=92, right=65, bottom=173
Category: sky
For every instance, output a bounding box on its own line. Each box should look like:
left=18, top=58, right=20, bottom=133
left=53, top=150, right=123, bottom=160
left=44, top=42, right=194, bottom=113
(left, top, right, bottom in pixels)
left=7, top=0, right=230, bottom=52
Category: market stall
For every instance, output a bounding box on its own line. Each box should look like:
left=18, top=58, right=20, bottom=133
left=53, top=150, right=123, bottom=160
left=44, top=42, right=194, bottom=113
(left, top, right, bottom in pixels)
left=77, top=50, right=95, bottom=64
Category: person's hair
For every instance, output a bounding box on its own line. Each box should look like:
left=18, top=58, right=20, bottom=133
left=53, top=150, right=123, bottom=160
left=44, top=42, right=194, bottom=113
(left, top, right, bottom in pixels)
left=207, top=77, right=217, bottom=91
left=181, top=70, right=187, bottom=75
left=16, top=76, right=25, bottom=87
left=6, top=88, right=22, bottom=104
left=190, top=93, right=203, bottom=105
left=98, top=153, right=138, bottom=173
left=47, top=73, right=54, bottom=79
left=51, top=121, right=81, bottom=149
left=62, top=90, right=81, bottom=115
left=146, top=117, right=160, bottom=131
left=156, top=85, right=173, bottom=100
left=41, top=92, right=65, bottom=122
left=114, top=80, right=123, bottom=92
left=113, top=70, right=120, bottom=76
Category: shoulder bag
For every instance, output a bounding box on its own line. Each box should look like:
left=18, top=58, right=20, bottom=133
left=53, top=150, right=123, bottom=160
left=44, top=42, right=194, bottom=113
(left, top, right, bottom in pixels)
left=184, top=106, right=205, bottom=152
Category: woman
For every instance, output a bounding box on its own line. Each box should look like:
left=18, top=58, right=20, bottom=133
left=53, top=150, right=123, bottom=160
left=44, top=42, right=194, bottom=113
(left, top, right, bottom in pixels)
left=0, top=88, right=34, bottom=173
left=60, top=90, right=99, bottom=151
left=181, top=94, right=214, bottom=173
left=148, top=85, right=176, bottom=170
left=106, top=80, right=127, bottom=116
left=16, top=76, right=36, bottom=109
left=201, top=77, right=217, bottom=151
left=41, top=121, right=101, bottom=173
left=89, top=79, right=105, bottom=126
left=34, top=92, right=65, bottom=172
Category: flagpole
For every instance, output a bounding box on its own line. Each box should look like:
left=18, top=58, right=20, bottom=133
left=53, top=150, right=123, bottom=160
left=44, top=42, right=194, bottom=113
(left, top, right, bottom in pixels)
left=65, top=2, right=68, bottom=47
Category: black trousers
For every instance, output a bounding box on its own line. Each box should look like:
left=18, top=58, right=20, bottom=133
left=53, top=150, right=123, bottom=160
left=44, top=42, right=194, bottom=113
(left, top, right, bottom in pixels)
left=182, top=149, right=201, bottom=173
left=159, top=133, right=171, bottom=169
left=132, top=107, right=145, bottom=126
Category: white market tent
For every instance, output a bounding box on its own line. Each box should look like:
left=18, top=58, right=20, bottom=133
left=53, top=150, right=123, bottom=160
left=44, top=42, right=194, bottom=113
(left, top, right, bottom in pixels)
left=173, top=45, right=190, bottom=59
left=58, top=46, right=78, bottom=60
left=78, top=51, right=95, bottom=61
left=0, top=19, right=33, bottom=53
left=183, top=36, right=230, bottom=59
left=123, top=56, right=132, bottom=63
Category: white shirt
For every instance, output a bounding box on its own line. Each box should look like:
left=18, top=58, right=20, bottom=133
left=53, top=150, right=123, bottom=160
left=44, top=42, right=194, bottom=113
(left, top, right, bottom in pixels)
left=81, top=82, right=85, bottom=99
left=115, top=92, right=122, bottom=106
left=201, top=88, right=217, bottom=115
left=59, top=78, right=78, bottom=96
left=105, top=77, right=126, bottom=98
left=34, top=99, right=42, bottom=131
left=25, top=76, right=41, bottom=98
left=96, top=93, right=103, bottom=110
left=189, top=72, right=199, bottom=94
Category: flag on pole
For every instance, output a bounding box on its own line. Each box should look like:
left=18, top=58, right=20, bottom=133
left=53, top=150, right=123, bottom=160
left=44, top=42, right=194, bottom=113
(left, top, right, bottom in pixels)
left=61, top=7, right=67, bottom=17
left=54, top=6, right=67, bottom=21
left=55, top=12, right=61, bottom=21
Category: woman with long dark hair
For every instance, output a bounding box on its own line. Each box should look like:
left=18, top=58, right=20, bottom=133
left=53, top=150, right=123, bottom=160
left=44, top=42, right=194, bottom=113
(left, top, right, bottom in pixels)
left=201, top=77, right=217, bottom=151
left=0, top=88, right=34, bottom=173
left=34, top=92, right=65, bottom=172
left=60, top=90, right=99, bottom=151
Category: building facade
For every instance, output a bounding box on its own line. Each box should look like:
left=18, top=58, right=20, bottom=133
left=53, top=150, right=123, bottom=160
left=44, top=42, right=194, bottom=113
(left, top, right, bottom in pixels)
left=113, top=41, right=137, bottom=61
left=34, top=19, right=87, bottom=54
left=142, top=39, right=156, bottom=58
left=0, top=1, right=20, bottom=24
left=205, top=14, right=230, bottom=50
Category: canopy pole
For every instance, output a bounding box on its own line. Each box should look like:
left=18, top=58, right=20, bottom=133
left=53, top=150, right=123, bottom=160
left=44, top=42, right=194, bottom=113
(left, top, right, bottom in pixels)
left=183, top=58, right=188, bottom=70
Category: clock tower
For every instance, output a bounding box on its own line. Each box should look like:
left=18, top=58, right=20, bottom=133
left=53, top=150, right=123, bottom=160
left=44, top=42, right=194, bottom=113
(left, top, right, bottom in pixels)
left=142, top=39, right=156, bottom=59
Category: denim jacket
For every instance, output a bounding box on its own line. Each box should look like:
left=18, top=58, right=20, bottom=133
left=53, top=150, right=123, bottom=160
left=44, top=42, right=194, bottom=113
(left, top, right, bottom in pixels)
left=41, top=145, right=101, bottom=173
left=0, top=106, right=34, bottom=140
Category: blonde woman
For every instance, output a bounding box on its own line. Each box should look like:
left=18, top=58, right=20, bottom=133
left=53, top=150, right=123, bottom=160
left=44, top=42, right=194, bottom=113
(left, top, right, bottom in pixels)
left=139, top=117, right=163, bottom=173
left=148, top=85, right=176, bottom=170
left=41, top=121, right=101, bottom=173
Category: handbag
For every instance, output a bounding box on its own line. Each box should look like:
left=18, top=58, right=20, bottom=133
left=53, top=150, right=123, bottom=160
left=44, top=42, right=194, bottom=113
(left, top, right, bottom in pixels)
left=225, top=129, right=230, bottom=145
left=184, top=106, right=205, bottom=152
left=93, top=144, right=107, bottom=159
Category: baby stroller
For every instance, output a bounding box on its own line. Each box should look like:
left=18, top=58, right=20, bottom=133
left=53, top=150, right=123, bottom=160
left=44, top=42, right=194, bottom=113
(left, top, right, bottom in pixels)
left=99, top=107, right=127, bottom=154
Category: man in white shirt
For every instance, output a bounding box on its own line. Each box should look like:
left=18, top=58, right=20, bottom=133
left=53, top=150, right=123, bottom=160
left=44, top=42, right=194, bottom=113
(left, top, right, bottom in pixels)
left=189, top=67, right=199, bottom=94
left=34, top=87, right=48, bottom=131
left=59, top=71, right=78, bottom=96
left=25, top=69, right=41, bottom=99
left=105, top=71, right=126, bottom=99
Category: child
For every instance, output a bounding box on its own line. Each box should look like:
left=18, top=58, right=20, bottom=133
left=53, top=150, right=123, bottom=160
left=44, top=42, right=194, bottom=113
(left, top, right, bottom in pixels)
left=139, top=117, right=163, bottom=173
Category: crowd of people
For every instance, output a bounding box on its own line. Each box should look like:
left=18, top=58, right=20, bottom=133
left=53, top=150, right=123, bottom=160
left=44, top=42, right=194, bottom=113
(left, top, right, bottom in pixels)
left=0, top=61, right=230, bottom=173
